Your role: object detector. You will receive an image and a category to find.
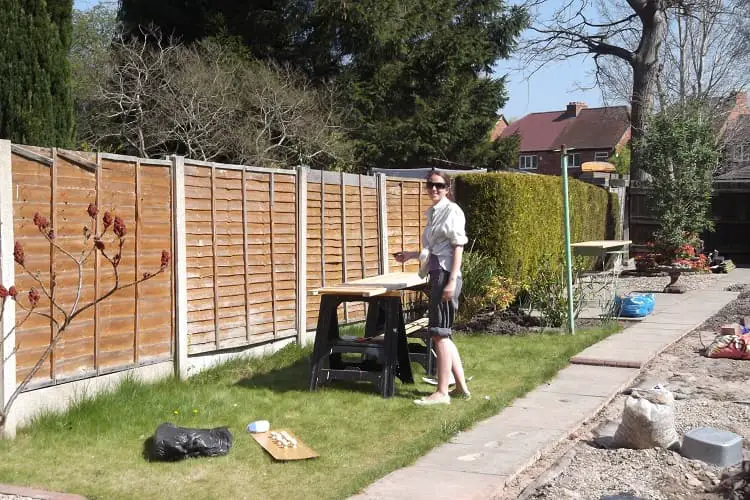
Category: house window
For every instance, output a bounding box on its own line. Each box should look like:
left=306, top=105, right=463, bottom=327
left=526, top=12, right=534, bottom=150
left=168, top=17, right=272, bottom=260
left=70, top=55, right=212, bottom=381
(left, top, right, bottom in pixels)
left=732, top=143, right=750, bottom=162
left=519, top=155, right=538, bottom=170
left=566, top=153, right=581, bottom=168
left=594, top=151, right=610, bottom=162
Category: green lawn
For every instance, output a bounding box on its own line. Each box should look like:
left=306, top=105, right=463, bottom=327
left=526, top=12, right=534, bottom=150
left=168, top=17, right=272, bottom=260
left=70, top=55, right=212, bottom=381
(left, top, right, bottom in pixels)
left=0, top=328, right=616, bottom=500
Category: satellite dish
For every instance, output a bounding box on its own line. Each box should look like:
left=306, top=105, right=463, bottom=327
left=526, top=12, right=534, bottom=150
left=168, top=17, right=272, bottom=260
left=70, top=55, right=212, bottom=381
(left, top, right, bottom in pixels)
left=581, top=161, right=616, bottom=173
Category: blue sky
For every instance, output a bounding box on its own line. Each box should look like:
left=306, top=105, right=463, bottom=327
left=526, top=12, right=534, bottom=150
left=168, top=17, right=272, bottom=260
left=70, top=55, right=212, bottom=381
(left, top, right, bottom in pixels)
left=73, top=0, right=613, bottom=120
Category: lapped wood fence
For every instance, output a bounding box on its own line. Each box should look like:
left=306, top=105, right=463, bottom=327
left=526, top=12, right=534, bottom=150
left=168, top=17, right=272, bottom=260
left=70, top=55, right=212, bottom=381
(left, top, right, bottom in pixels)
left=0, top=142, right=431, bottom=394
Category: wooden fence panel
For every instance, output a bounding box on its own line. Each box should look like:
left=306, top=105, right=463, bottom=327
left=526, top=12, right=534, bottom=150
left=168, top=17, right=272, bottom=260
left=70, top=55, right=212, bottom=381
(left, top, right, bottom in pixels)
left=184, top=162, right=298, bottom=354
left=10, top=147, right=173, bottom=388
left=305, top=171, right=381, bottom=330
left=386, top=178, right=430, bottom=273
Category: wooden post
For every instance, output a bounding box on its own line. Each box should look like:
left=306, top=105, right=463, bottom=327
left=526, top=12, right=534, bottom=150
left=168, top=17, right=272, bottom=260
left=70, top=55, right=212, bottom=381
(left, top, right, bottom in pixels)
left=209, top=167, right=220, bottom=348
left=399, top=181, right=405, bottom=272
left=320, top=176, right=325, bottom=285
left=340, top=172, right=348, bottom=323
left=269, top=173, right=278, bottom=337
left=171, top=156, right=189, bottom=380
left=376, top=173, right=388, bottom=274
left=359, top=175, right=366, bottom=279
left=49, top=149, right=57, bottom=381
left=133, top=160, right=141, bottom=364
left=241, top=169, right=251, bottom=343
left=94, top=153, right=102, bottom=374
left=0, top=140, right=17, bottom=438
left=295, top=166, right=308, bottom=343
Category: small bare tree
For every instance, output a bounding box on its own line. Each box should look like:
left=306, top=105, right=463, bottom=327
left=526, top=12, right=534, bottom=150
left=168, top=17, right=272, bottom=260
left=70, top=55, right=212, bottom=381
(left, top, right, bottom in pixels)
left=78, top=27, right=354, bottom=170
left=0, top=203, right=170, bottom=431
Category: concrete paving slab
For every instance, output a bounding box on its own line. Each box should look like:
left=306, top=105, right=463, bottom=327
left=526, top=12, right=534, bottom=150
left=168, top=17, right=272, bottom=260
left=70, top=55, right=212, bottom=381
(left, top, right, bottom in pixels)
left=414, top=433, right=565, bottom=476
left=350, top=466, right=506, bottom=500
left=536, top=364, right=639, bottom=397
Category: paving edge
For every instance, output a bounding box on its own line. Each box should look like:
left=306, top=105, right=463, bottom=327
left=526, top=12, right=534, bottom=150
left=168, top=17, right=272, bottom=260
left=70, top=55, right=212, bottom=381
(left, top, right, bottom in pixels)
left=488, top=305, right=736, bottom=499
left=0, top=484, right=86, bottom=500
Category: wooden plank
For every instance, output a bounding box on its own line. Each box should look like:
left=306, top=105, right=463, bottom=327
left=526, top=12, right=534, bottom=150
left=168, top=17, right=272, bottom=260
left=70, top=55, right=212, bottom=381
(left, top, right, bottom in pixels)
left=49, top=148, right=57, bottom=381
left=400, top=181, right=405, bottom=272
left=133, top=160, right=140, bottom=365
left=94, top=153, right=102, bottom=373
left=377, top=174, right=388, bottom=274
left=270, top=173, right=278, bottom=337
left=295, top=166, right=307, bottom=343
left=319, top=180, right=325, bottom=288
left=210, top=166, right=219, bottom=349
left=241, top=169, right=251, bottom=343
left=340, top=172, right=348, bottom=323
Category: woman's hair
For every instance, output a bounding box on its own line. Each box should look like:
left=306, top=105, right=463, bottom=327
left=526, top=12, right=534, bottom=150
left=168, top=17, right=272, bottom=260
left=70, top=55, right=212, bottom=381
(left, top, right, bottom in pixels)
left=425, top=168, right=451, bottom=186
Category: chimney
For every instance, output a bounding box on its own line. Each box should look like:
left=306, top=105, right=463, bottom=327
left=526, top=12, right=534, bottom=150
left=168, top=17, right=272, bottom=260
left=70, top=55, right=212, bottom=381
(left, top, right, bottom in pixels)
left=566, top=102, right=588, bottom=117
left=490, top=116, right=508, bottom=141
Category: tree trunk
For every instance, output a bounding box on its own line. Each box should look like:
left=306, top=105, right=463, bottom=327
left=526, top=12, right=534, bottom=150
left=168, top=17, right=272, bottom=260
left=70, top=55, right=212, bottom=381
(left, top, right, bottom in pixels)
left=629, top=2, right=668, bottom=181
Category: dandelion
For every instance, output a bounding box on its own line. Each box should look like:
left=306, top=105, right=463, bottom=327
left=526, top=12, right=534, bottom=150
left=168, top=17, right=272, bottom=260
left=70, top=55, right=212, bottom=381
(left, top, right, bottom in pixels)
left=192, top=409, right=199, bottom=415
left=13, top=241, right=24, bottom=265
left=87, top=203, right=98, bottom=218
left=173, top=409, right=179, bottom=415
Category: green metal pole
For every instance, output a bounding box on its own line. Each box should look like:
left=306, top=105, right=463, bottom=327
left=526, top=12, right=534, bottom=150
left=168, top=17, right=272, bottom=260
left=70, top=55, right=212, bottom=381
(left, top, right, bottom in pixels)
left=560, top=145, right=575, bottom=334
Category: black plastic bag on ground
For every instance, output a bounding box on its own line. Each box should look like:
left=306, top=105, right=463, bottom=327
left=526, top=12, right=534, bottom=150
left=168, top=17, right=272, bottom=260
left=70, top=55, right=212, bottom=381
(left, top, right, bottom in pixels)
left=150, top=422, right=233, bottom=461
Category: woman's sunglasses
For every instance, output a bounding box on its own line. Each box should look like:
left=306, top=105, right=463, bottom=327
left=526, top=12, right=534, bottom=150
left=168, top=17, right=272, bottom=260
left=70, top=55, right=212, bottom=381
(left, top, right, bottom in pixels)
left=426, top=181, right=447, bottom=190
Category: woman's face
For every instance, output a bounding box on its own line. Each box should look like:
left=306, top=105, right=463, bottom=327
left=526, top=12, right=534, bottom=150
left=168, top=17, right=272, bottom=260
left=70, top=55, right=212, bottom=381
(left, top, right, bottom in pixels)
left=426, top=174, right=448, bottom=205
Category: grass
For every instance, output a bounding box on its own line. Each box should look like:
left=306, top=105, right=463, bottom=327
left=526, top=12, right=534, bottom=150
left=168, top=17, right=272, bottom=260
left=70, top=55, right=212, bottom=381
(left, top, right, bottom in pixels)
left=0, top=326, right=618, bottom=500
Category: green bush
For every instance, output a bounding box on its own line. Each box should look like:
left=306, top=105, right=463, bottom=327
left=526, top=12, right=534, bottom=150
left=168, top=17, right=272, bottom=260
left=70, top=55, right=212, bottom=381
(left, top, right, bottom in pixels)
left=454, top=172, right=615, bottom=284
left=459, top=250, right=499, bottom=320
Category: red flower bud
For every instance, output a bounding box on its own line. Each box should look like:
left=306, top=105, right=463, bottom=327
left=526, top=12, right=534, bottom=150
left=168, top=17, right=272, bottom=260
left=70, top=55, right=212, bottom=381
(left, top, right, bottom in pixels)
left=48, top=229, right=56, bottom=240
left=102, top=211, right=113, bottom=229
left=87, top=203, right=98, bottom=218
left=8, top=286, right=17, bottom=299
left=160, top=250, right=171, bottom=268
left=13, top=241, right=24, bottom=265
left=113, top=254, right=121, bottom=267
left=28, top=288, right=40, bottom=307
left=94, top=239, right=105, bottom=251
left=0, top=285, right=7, bottom=298
left=142, top=272, right=152, bottom=280
left=113, top=216, right=126, bottom=238
left=33, top=212, right=49, bottom=230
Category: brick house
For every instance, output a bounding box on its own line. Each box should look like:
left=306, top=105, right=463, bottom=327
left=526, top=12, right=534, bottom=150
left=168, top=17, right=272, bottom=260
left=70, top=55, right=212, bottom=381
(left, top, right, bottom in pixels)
left=716, top=91, right=750, bottom=176
left=494, top=102, right=630, bottom=176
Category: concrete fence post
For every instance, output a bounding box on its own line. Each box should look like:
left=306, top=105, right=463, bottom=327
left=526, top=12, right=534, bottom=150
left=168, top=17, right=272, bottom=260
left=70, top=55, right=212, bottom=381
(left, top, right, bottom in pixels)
left=171, top=156, right=189, bottom=380
left=0, top=140, right=17, bottom=438
left=376, top=173, right=389, bottom=274
left=295, top=166, right=308, bottom=344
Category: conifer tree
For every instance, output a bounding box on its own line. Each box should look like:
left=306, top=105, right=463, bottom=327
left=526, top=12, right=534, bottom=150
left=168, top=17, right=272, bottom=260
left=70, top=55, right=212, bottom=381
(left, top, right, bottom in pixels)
left=0, top=0, right=75, bottom=147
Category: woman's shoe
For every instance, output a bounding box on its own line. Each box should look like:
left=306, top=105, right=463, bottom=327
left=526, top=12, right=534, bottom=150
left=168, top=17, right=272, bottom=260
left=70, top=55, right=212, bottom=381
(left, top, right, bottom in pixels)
left=413, top=394, right=451, bottom=406
left=450, top=390, right=471, bottom=401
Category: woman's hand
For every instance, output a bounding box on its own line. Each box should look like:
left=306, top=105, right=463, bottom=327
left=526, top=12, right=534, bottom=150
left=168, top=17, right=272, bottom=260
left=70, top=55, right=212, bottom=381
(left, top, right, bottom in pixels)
left=393, top=251, right=416, bottom=263
left=442, top=279, right=456, bottom=302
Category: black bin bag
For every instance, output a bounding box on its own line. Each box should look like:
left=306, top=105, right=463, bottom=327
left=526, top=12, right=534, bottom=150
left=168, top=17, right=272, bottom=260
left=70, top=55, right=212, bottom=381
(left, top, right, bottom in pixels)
left=150, top=422, right=233, bottom=461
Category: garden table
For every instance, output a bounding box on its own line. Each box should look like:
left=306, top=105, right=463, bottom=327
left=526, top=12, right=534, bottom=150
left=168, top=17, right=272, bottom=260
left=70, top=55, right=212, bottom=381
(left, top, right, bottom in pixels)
left=308, top=272, right=427, bottom=397
left=572, top=240, right=632, bottom=313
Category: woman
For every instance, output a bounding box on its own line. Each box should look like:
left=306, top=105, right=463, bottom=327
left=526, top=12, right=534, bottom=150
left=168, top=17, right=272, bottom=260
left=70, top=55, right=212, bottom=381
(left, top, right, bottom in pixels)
left=395, top=169, right=471, bottom=405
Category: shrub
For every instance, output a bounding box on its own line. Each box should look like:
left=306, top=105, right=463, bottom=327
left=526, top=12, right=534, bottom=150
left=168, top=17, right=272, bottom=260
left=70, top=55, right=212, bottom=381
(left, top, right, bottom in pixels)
left=520, top=253, right=587, bottom=329
left=454, top=172, right=615, bottom=284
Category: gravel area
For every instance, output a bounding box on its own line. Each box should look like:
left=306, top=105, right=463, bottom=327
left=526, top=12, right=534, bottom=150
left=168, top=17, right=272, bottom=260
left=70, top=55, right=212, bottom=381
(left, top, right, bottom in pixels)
left=617, top=271, right=727, bottom=293
left=498, top=272, right=750, bottom=500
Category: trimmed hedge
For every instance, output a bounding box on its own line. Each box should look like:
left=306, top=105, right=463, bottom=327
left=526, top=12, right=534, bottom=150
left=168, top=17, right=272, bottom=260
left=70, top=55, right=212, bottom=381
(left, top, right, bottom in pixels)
left=454, top=172, right=617, bottom=281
